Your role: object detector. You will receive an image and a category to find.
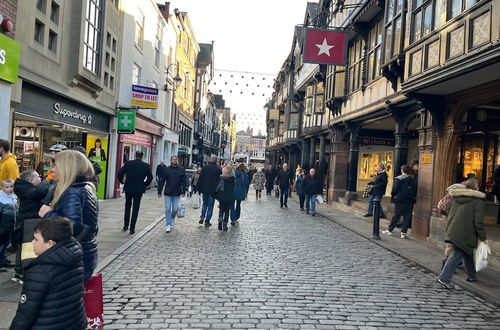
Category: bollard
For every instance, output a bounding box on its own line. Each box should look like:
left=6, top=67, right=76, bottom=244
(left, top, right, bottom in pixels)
left=372, top=197, right=381, bottom=240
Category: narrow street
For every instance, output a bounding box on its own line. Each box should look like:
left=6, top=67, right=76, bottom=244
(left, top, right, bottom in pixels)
left=101, top=194, right=500, bottom=329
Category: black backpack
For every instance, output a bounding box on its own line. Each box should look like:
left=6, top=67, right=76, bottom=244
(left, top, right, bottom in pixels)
left=397, top=177, right=417, bottom=201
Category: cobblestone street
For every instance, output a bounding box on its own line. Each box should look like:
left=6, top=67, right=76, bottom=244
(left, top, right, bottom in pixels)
left=102, top=194, right=500, bottom=329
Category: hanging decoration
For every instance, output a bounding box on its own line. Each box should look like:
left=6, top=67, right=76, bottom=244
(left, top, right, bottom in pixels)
left=302, top=28, right=348, bottom=65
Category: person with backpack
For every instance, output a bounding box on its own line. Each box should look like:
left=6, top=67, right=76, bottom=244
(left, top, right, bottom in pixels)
left=382, top=165, right=417, bottom=238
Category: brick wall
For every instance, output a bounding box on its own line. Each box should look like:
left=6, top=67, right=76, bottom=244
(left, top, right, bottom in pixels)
left=0, top=0, right=16, bottom=38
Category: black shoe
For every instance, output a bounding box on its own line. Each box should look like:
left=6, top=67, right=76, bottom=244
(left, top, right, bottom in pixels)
left=300, top=207, right=304, bottom=211
left=205, top=223, right=212, bottom=227
left=129, top=230, right=135, bottom=235
left=199, top=217, right=204, bottom=224
left=285, top=204, right=288, bottom=208
left=122, top=226, right=128, bottom=231
left=312, top=212, right=316, bottom=216
left=230, top=222, right=236, bottom=225
left=218, top=221, right=223, bottom=230
left=222, top=223, right=228, bottom=231
left=466, top=277, right=478, bottom=282
left=437, top=278, right=454, bottom=289
left=280, top=205, right=283, bottom=208
left=363, top=214, right=372, bottom=217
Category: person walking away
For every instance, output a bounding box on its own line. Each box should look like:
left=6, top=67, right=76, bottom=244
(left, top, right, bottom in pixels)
left=303, top=168, right=322, bottom=216
left=275, top=163, right=294, bottom=208
left=0, top=179, right=17, bottom=272
left=191, top=167, right=201, bottom=194
left=296, top=169, right=306, bottom=211
left=12, top=171, right=50, bottom=282
left=156, top=161, right=167, bottom=188
left=38, top=150, right=98, bottom=282
left=198, top=156, right=222, bottom=227
left=493, top=166, right=500, bottom=224
left=268, top=166, right=278, bottom=196
left=216, top=166, right=236, bottom=231
left=264, top=166, right=272, bottom=196
left=0, top=139, right=20, bottom=184
left=438, top=178, right=487, bottom=289
left=382, top=165, right=417, bottom=238
left=9, top=217, right=87, bottom=330
left=117, top=151, right=153, bottom=234
left=364, top=163, right=388, bottom=218
left=246, top=167, right=254, bottom=194
left=231, top=164, right=248, bottom=224
left=158, top=156, right=186, bottom=233
left=252, top=168, right=266, bottom=199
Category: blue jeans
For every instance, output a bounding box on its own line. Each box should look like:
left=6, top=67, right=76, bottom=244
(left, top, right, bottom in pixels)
left=439, top=246, right=476, bottom=285
left=280, top=187, right=289, bottom=207
left=164, top=195, right=180, bottom=226
left=231, top=200, right=242, bottom=222
left=305, top=194, right=316, bottom=213
left=367, top=194, right=385, bottom=217
left=201, top=194, right=215, bottom=223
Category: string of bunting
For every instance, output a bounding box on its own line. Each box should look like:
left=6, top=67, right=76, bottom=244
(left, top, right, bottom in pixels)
left=208, top=68, right=276, bottom=96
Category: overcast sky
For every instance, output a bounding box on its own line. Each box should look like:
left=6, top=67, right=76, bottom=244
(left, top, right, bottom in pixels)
left=164, top=0, right=312, bottom=132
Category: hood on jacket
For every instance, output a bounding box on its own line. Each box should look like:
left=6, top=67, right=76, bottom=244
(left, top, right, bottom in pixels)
left=14, top=178, right=36, bottom=199
left=446, top=183, right=466, bottom=191
left=396, top=174, right=411, bottom=180
left=33, top=237, right=83, bottom=268
left=448, top=188, right=485, bottom=203
left=0, top=153, right=16, bottom=162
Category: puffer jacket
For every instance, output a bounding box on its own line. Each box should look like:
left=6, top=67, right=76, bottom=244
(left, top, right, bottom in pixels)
left=43, top=177, right=98, bottom=281
left=234, top=170, right=247, bottom=201
left=14, top=179, right=50, bottom=227
left=216, top=176, right=236, bottom=204
left=0, top=153, right=20, bottom=183
left=251, top=171, right=266, bottom=191
left=9, top=237, right=87, bottom=330
left=445, top=188, right=487, bottom=255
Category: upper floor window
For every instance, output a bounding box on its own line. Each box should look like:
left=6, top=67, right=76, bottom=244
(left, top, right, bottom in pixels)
left=367, top=19, right=383, bottom=82
left=154, top=19, right=162, bottom=68
left=384, top=0, right=404, bottom=62
left=135, top=11, right=144, bottom=49
left=305, top=82, right=325, bottom=114
left=411, top=0, right=434, bottom=43
left=132, top=63, right=141, bottom=85
left=83, top=0, right=103, bottom=74
left=348, top=38, right=363, bottom=92
left=450, top=0, right=478, bottom=18
left=50, top=1, right=60, bottom=24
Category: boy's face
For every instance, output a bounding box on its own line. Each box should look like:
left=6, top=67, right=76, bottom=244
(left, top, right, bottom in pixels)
left=2, top=182, right=14, bottom=195
left=32, top=232, right=55, bottom=256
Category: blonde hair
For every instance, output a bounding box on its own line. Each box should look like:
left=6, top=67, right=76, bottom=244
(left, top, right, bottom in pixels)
left=222, top=165, right=235, bottom=177
left=51, top=150, right=95, bottom=207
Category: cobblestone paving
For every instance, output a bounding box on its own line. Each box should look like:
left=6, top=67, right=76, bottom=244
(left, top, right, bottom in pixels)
left=102, top=194, right=500, bottom=329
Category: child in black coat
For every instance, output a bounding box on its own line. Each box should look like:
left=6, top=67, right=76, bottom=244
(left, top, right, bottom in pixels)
left=9, top=217, right=86, bottom=330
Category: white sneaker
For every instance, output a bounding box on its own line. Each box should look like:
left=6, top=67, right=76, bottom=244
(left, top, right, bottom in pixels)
left=401, top=233, right=407, bottom=239
left=166, top=225, right=171, bottom=233
left=382, top=230, right=392, bottom=236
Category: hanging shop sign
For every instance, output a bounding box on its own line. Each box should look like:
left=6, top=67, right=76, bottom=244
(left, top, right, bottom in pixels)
left=135, top=115, right=162, bottom=136
left=117, top=110, right=136, bottom=134
left=269, top=109, right=280, bottom=120
left=0, top=33, right=20, bottom=83
left=16, top=83, right=110, bottom=132
left=120, top=130, right=153, bottom=147
left=303, top=28, right=347, bottom=65
left=360, top=137, right=395, bottom=146
left=421, top=153, right=432, bottom=164
left=131, top=84, right=158, bottom=109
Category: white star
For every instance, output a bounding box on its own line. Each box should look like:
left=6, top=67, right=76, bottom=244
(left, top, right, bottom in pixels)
left=315, top=38, right=334, bottom=57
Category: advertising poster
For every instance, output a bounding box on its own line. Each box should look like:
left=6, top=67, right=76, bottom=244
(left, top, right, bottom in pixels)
left=86, top=135, right=108, bottom=199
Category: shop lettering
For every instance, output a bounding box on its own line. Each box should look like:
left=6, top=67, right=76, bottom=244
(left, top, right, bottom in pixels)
left=0, top=49, right=6, bottom=64
left=53, top=103, right=93, bottom=125
left=131, top=92, right=158, bottom=101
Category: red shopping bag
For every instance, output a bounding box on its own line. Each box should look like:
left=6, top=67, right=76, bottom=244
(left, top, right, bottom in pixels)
left=83, top=273, right=104, bottom=329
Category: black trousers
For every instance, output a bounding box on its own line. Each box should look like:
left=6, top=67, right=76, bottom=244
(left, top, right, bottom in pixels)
left=388, top=202, right=414, bottom=233
left=265, top=182, right=273, bottom=195
left=280, top=187, right=289, bottom=207
left=124, top=191, right=143, bottom=231
left=299, top=194, right=305, bottom=209
left=219, top=202, right=232, bottom=224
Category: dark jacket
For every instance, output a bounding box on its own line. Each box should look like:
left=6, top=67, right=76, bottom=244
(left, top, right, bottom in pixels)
left=216, top=176, right=236, bottom=204
left=0, top=192, right=16, bottom=234
left=391, top=174, right=417, bottom=203
left=156, top=164, right=167, bottom=180
left=295, top=175, right=305, bottom=196
left=9, top=237, right=87, bottom=330
left=369, top=170, right=388, bottom=196
left=247, top=171, right=254, bottom=188
left=88, top=147, right=106, bottom=161
left=44, top=178, right=98, bottom=281
left=14, top=179, right=50, bottom=227
left=302, top=175, right=322, bottom=195
left=234, top=170, right=247, bottom=201
left=117, top=159, right=153, bottom=194
left=158, top=165, right=186, bottom=196
left=198, top=163, right=222, bottom=195
left=446, top=188, right=487, bottom=255
left=275, top=170, right=294, bottom=189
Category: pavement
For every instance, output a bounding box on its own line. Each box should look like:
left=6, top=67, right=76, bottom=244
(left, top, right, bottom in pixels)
left=0, top=190, right=166, bottom=330
left=97, top=192, right=499, bottom=329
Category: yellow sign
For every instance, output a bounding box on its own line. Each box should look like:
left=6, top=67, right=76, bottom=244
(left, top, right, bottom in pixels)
left=131, top=85, right=158, bottom=109
left=421, top=153, right=432, bottom=164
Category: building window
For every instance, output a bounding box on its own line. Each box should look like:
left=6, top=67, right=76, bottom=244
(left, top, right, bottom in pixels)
left=411, top=0, right=434, bottom=43
left=384, top=0, right=404, bottom=62
left=305, top=82, right=325, bottom=114
left=450, top=0, right=478, bottom=19
left=34, top=20, right=45, bottom=44
left=154, top=20, right=162, bottom=68
left=50, top=1, right=60, bottom=24
left=135, top=12, right=144, bottom=49
left=367, top=20, right=383, bottom=82
left=83, top=0, right=103, bottom=74
left=37, top=0, right=47, bottom=13
left=48, top=30, right=57, bottom=52
left=132, top=63, right=141, bottom=85
left=348, top=39, right=363, bottom=92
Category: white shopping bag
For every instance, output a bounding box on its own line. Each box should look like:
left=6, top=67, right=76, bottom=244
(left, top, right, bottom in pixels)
left=315, top=195, right=324, bottom=204
left=190, top=193, right=201, bottom=209
left=474, top=241, right=490, bottom=272
left=177, top=197, right=186, bottom=218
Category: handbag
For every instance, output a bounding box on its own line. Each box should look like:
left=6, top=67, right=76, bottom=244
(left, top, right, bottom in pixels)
left=274, top=188, right=279, bottom=198
left=315, top=195, right=324, bottom=204
left=84, top=273, right=104, bottom=329
left=474, top=241, right=491, bottom=272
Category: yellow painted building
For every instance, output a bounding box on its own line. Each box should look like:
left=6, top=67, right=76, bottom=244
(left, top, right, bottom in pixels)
left=174, top=10, right=199, bottom=118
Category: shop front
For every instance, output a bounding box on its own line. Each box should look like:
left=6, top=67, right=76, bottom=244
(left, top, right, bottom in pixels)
left=13, top=82, right=111, bottom=198
left=0, top=32, right=20, bottom=139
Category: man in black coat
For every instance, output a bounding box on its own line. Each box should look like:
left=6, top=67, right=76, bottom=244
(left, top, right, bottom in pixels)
left=158, top=156, right=186, bottom=233
left=117, top=151, right=153, bottom=234
left=156, top=161, right=167, bottom=187
left=197, top=156, right=222, bottom=226
left=303, top=168, right=322, bottom=216
left=275, top=163, right=294, bottom=208
left=364, top=163, right=388, bottom=218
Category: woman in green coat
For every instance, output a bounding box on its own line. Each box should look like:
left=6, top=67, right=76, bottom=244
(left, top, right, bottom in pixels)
left=438, top=178, right=487, bottom=289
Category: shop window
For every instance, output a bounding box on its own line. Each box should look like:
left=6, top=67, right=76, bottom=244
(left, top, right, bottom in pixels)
left=367, top=19, right=383, bottom=82
left=50, top=1, right=60, bottom=24
left=384, top=0, right=404, bottom=62
left=48, top=30, right=58, bottom=53
left=34, top=20, right=45, bottom=44
left=83, top=0, right=103, bottom=74
left=358, top=151, right=394, bottom=195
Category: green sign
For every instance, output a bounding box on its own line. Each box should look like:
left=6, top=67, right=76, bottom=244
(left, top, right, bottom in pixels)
left=0, top=33, right=20, bottom=84
left=117, top=110, right=136, bottom=131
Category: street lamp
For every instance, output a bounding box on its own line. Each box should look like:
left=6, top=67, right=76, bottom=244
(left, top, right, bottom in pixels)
left=164, top=63, right=182, bottom=91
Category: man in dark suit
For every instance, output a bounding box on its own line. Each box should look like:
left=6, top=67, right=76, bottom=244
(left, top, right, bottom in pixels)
left=197, top=156, right=222, bottom=226
left=117, top=151, right=153, bottom=234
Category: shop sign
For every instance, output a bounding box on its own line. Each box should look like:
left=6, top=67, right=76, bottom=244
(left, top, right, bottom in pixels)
left=269, top=109, right=279, bottom=120
left=131, top=85, right=158, bottom=109
left=54, top=103, right=93, bottom=125
left=120, top=130, right=153, bottom=147
left=117, top=110, right=136, bottom=134
left=421, top=153, right=432, bottom=164
left=86, top=136, right=108, bottom=199
left=135, top=115, right=162, bottom=136
left=0, top=33, right=20, bottom=83
left=360, top=138, right=395, bottom=146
